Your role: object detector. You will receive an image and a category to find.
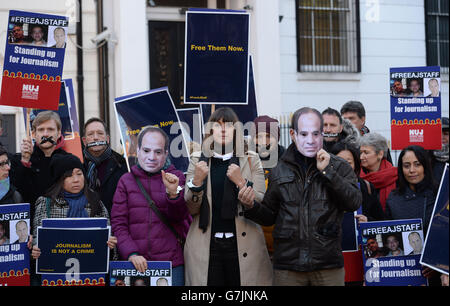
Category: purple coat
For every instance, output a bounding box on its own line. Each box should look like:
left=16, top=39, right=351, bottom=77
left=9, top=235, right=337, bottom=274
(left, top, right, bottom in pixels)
left=111, top=164, right=190, bottom=267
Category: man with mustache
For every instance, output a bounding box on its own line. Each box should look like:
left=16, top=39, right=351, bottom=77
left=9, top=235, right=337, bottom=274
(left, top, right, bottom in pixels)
left=11, top=111, right=68, bottom=224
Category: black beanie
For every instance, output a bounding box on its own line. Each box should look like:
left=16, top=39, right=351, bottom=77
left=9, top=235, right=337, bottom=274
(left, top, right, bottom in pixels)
left=49, top=153, right=84, bottom=184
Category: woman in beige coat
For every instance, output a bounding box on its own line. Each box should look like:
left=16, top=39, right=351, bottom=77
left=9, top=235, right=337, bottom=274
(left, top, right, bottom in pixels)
left=184, top=108, right=272, bottom=286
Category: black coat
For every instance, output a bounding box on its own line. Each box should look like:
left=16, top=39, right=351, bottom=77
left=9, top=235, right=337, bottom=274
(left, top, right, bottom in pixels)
left=245, top=143, right=362, bottom=272
left=385, top=182, right=436, bottom=234
left=0, top=184, right=23, bottom=205
left=83, top=150, right=128, bottom=215
left=358, top=177, right=385, bottom=221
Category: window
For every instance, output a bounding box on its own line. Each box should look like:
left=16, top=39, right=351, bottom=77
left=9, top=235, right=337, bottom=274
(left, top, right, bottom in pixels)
left=296, top=0, right=360, bottom=73
left=425, top=0, right=449, bottom=73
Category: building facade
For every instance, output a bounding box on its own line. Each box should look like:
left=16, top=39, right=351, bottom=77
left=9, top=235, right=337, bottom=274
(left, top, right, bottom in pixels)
left=0, top=0, right=448, bottom=161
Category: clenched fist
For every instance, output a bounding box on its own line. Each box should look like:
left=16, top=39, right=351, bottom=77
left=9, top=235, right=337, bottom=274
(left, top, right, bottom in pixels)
left=161, top=170, right=180, bottom=196
left=193, top=161, right=209, bottom=186
left=316, top=149, right=330, bottom=172
left=227, top=163, right=246, bottom=189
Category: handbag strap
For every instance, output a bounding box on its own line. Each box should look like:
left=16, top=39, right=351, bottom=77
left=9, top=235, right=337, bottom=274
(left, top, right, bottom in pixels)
left=133, top=174, right=185, bottom=245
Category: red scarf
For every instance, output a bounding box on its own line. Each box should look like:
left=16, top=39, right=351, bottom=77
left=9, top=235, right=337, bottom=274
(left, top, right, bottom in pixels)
left=360, top=159, right=397, bottom=211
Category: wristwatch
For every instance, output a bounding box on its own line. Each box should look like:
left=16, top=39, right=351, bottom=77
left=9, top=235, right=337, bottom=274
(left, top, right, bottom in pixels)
left=186, top=178, right=205, bottom=192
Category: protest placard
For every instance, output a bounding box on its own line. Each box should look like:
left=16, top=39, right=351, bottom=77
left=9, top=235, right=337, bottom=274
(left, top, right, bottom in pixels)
left=420, top=164, right=449, bottom=275
left=110, top=261, right=172, bottom=286
left=38, top=218, right=109, bottom=286
left=0, top=10, right=68, bottom=110
left=115, top=87, right=189, bottom=172
left=176, top=107, right=203, bottom=151
left=360, top=218, right=428, bottom=286
left=0, top=203, right=30, bottom=286
left=23, top=79, right=83, bottom=161
left=390, top=66, right=442, bottom=150
left=201, top=55, right=258, bottom=132
left=184, top=8, right=250, bottom=105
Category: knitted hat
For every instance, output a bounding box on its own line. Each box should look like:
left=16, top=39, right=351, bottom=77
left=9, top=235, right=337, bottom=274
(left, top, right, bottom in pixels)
left=253, top=115, right=280, bottom=140
left=49, top=153, right=84, bottom=184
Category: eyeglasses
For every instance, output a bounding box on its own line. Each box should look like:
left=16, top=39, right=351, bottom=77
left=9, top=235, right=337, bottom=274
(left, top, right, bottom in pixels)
left=0, top=160, right=11, bottom=168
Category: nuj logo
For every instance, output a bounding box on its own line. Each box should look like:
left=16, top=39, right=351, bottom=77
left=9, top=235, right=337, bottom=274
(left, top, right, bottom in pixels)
left=21, top=84, right=39, bottom=100
left=409, top=129, right=423, bottom=136
left=409, top=129, right=424, bottom=142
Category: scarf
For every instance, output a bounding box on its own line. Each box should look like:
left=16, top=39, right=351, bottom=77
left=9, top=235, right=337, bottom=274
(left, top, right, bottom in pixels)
left=84, top=145, right=112, bottom=190
left=360, top=159, right=397, bottom=211
left=64, top=190, right=89, bottom=218
left=198, top=153, right=240, bottom=233
left=433, top=143, right=449, bottom=163
left=0, top=177, right=10, bottom=200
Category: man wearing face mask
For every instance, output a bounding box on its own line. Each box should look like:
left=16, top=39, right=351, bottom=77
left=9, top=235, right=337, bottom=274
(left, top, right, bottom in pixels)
left=242, top=107, right=361, bottom=286
left=10, top=111, right=68, bottom=224
left=82, top=117, right=127, bottom=215
left=321, top=107, right=360, bottom=152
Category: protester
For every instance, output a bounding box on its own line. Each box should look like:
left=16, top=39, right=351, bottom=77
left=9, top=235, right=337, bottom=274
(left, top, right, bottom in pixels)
left=385, top=145, right=442, bottom=286
left=29, top=154, right=117, bottom=264
left=322, top=107, right=359, bottom=152
left=82, top=117, right=127, bottom=215
left=11, top=111, right=69, bottom=224
left=359, top=132, right=397, bottom=212
left=340, top=101, right=393, bottom=163
left=251, top=115, right=286, bottom=258
left=184, top=107, right=272, bottom=286
left=429, top=116, right=449, bottom=183
left=111, top=126, right=191, bottom=286
left=243, top=107, right=361, bottom=286
left=385, top=145, right=437, bottom=233
left=330, top=140, right=384, bottom=222
left=0, top=146, right=23, bottom=204
left=340, top=101, right=370, bottom=136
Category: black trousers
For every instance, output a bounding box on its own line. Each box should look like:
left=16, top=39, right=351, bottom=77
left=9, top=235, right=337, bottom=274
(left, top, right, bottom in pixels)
left=207, top=236, right=241, bottom=286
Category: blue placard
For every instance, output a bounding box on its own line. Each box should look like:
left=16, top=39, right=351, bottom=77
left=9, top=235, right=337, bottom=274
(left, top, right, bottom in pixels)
left=114, top=87, right=190, bottom=172
left=177, top=107, right=203, bottom=146
left=341, top=207, right=363, bottom=252
left=36, top=227, right=110, bottom=275
left=1, top=10, right=68, bottom=110
left=389, top=66, right=442, bottom=150
left=359, top=219, right=428, bottom=286
left=420, top=164, right=449, bottom=275
left=109, top=261, right=172, bottom=286
left=201, top=55, right=258, bottom=133
left=0, top=203, right=31, bottom=286
left=184, top=8, right=250, bottom=105
left=42, top=218, right=108, bottom=229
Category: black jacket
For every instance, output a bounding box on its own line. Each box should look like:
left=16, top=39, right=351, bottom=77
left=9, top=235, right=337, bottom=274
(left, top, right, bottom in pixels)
left=358, top=177, right=385, bottom=221
left=83, top=150, right=128, bottom=215
left=245, top=143, right=362, bottom=272
left=385, top=182, right=436, bottom=234
left=0, top=184, right=23, bottom=205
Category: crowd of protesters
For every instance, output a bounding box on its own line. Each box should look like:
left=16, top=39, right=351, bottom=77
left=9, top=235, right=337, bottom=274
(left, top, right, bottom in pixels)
left=0, top=99, right=448, bottom=286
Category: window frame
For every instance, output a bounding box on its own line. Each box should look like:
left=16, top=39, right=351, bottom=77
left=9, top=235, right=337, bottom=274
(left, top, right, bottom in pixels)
left=295, top=0, right=361, bottom=73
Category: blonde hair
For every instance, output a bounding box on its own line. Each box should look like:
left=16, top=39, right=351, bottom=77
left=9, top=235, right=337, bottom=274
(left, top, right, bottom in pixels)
left=32, top=111, right=62, bottom=132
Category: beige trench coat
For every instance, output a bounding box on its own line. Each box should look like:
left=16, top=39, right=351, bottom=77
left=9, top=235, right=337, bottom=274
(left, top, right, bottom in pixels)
left=184, top=151, right=273, bottom=286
